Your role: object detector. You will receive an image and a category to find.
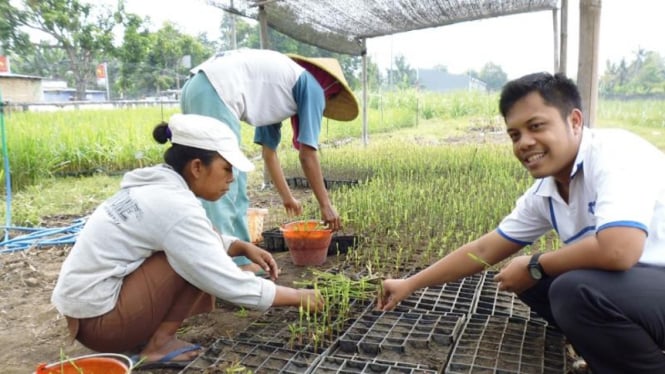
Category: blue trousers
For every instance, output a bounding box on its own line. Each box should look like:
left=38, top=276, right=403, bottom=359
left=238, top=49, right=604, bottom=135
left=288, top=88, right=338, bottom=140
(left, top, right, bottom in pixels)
left=180, top=73, right=251, bottom=266
left=519, top=264, right=665, bottom=373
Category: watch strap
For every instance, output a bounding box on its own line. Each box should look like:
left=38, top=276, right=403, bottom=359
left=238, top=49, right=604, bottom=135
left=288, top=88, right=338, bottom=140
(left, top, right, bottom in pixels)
left=530, top=253, right=548, bottom=278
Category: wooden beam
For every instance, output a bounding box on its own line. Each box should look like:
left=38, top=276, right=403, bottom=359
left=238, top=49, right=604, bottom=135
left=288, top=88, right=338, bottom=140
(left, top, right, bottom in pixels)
left=553, top=8, right=559, bottom=73
left=559, top=0, right=568, bottom=74
left=258, top=5, right=271, bottom=49
left=577, top=0, right=601, bottom=128
left=258, top=4, right=271, bottom=186
left=230, top=0, right=237, bottom=49
left=361, top=39, right=368, bottom=146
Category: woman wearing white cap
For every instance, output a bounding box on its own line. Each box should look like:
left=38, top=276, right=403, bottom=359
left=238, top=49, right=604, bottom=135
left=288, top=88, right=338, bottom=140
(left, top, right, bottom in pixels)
left=51, top=114, right=323, bottom=370
left=181, top=49, right=359, bottom=268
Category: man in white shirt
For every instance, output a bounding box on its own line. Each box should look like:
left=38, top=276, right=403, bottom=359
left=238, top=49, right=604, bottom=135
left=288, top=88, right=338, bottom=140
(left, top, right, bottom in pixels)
left=378, top=72, right=665, bottom=373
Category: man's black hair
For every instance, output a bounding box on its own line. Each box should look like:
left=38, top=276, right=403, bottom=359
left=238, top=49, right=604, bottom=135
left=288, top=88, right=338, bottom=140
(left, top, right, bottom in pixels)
left=499, top=72, right=582, bottom=121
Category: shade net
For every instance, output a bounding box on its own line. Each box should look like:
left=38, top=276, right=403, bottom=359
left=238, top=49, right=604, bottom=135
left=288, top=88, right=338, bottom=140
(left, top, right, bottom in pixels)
left=209, top=0, right=559, bottom=55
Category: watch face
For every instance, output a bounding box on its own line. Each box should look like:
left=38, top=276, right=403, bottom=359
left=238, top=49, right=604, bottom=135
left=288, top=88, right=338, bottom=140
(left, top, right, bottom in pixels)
left=529, top=266, right=542, bottom=280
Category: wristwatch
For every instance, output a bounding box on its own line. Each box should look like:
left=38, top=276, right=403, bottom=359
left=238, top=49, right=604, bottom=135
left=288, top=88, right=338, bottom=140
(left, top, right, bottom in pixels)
left=527, top=253, right=547, bottom=280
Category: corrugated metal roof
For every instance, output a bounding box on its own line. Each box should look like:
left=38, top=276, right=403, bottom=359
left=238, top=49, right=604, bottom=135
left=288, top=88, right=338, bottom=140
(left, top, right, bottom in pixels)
left=210, top=0, right=559, bottom=55
left=0, top=72, right=42, bottom=80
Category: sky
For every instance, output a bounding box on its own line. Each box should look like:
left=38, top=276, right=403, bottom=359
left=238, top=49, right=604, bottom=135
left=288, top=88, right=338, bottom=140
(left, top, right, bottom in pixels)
left=120, top=0, right=665, bottom=79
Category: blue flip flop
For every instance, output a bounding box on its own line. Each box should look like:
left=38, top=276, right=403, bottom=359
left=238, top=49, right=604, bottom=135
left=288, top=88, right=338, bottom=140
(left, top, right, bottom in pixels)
left=132, top=343, right=202, bottom=370
left=254, top=268, right=271, bottom=278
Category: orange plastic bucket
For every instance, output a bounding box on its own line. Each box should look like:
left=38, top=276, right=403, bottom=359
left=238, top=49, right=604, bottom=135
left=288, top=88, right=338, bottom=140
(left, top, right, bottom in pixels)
left=280, top=220, right=332, bottom=266
left=35, top=353, right=132, bottom=374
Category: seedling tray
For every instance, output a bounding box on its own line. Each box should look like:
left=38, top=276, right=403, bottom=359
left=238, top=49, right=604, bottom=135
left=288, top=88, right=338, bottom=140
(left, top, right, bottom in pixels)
left=473, top=270, right=542, bottom=321
left=327, top=234, right=359, bottom=256
left=286, top=176, right=311, bottom=189
left=311, top=355, right=438, bottom=373
left=233, top=300, right=372, bottom=353
left=444, top=313, right=566, bottom=374
left=261, top=228, right=359, bottom=256
left=262, top=227, right=287, bottom=252
left=286, top=176, right=361, bottom=190
left=178, top=338, right=320, bottom=373
left=336, top=310, right=465, bottom=370
left=393, top=273, right=482, bottom=315
left=325, top=178, right=360, bottom=190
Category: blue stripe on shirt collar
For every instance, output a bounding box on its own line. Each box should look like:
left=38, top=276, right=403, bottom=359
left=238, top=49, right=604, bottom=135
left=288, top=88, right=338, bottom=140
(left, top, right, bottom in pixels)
left=548, top=197, right=559, bottom=234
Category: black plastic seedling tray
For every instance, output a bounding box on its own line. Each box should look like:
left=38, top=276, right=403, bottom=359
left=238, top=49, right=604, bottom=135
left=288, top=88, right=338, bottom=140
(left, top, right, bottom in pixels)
left=393, top=273, right=482, bottom=316
left=311, top=355, right=439, bottom=373
left=233, top=300, right=372, bottom=354
left=286, top=176, right=361, bottom=190
left=261, top=228, right=359, bottom=256
left=335, top=310, right=465, bottom=371
left=444, top=313, right=566, bottom=374
left=473, top=270, right=542, bottom=321
left=178, top=338, right=320, bottom=373
left=286, top=176, right=311, bottom=189
left=324, top=178, right=360, bottom=190
left=261, top=227, right=287, bottom=252
left=326, top=234, right=359, bottom=256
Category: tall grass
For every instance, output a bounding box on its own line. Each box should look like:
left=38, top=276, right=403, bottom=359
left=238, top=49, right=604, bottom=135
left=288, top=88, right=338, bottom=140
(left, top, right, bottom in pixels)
left=1, top=92, right=662, bottom=193
left=275, top=137, right=534, bottom=273
left=598, top=99, right=665, bottom=128
left=1, top=90, right=498, bottom=192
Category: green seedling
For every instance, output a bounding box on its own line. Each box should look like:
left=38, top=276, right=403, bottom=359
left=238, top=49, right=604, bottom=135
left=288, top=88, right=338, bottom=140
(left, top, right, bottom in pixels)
left=234, top=307, right=248, bottom=318
left=222, top=362, right=253, bottom=373
left=467, top=252, right=498, bottom=271
left=60, top=348, right=83, bottom=374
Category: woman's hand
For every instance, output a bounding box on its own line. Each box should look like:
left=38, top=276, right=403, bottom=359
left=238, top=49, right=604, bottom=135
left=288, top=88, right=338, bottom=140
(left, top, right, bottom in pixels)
left=242, top=244, right=279, bottom=280
left=320, top=204, right=341, bottom=231
left=298, top=289, right=324, bottom=313
left=283, top=196, right=303, bottom=216
left=273, top=286, right=324, bottom=311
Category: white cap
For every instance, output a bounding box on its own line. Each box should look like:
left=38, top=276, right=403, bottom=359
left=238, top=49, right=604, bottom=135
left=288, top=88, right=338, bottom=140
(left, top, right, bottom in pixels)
left=168, top=114, right=255, bottom=172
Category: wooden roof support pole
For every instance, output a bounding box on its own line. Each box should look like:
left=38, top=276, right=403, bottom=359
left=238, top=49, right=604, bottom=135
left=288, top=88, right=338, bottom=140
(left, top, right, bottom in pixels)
left=361, top=39, right=368, bottom=146
left=258, top=5, right=270, bottom=49
left=552, top=8, right=559, bottom=74
left=559, top=0, right=569, bottom=74
left=230, top=0, right=237, bottom=49
left=577, top=0, right=601, bottom=128
left=259, top=4, right=271, bottom=187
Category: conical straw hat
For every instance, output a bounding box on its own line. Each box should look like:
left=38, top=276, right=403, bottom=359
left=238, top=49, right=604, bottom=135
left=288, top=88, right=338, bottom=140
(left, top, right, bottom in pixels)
left=287, top=54, right=359, bottom=122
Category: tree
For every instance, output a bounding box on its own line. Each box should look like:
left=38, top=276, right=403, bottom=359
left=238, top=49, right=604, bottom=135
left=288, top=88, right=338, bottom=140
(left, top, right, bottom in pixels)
left=114, top=13, right=151, bottom=98
left=466, top=69, right=480, bottom=80
left=0, top=0, right=125, bottom=100
left=386, top=54, right=416, bottom=90
left=0, top=1, right=33, bottom=54
left=600, top=50, right=665, bottom=96
left=115, top=21, right=212, bottom=98
left=478, top=62, right=507, bottom=91
left=631, top=51, right=664, bottom=94
left=7, top=46, right=72, bottom=81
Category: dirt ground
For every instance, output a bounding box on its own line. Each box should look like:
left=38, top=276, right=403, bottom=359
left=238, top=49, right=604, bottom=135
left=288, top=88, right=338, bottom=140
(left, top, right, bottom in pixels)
left=0, top=187, right=319, bottom=374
